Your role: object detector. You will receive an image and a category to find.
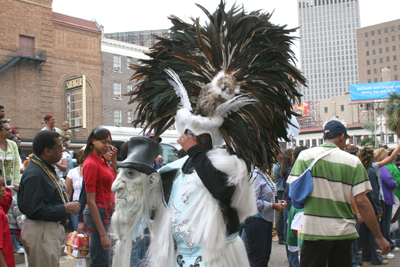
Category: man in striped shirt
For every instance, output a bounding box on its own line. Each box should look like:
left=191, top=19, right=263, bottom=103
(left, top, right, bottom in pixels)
left=287, top=120, right=389, bottom=267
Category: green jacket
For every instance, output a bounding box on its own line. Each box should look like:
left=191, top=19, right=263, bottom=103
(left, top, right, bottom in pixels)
left=385, top=162, right=400, bottom=200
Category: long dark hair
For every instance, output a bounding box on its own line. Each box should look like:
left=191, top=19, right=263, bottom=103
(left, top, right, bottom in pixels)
left=83, top=126, right=111, bottom=159
left=281, top=148, right=293, bottom=177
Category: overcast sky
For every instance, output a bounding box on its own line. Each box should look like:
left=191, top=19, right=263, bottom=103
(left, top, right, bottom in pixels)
left=53, top=0, right=400, bottom=63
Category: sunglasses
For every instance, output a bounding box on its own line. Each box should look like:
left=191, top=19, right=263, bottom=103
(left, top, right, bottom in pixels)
left=1, top=127, right=11, bottom=131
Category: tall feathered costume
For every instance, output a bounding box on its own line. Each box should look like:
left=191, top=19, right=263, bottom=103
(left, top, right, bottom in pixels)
left=129, top=1, right=306, bottom=172
left=118, top=1, right=306, bottom=267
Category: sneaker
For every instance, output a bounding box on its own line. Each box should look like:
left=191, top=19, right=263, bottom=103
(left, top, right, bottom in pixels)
left=380, top=260, right=389, bottom=265
left=272, top=236, right=279, bottom=241
left=382, top=253, right=395, bottom=259
left=16, top=247, right=25, bottom=254
left=392, top=247, right=400, bottom=252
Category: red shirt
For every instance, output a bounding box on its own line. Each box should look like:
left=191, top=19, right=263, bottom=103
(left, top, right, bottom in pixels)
left=83, top=152, right=116, bottom=206
left=0, top=187, right=12, bottom=214
left=0, top=207, right=14, bottom=267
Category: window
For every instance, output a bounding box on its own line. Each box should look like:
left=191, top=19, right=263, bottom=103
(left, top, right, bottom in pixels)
left=385, top=27, right=388, bottom=33
left=365, top=32, right=368, bottom=37
left=371, top=30, right=374, bottom=36
left=127, top=84, right=132, bottom=93
left=318, top=139, right=324, bottom=145
left=372, top=40, right=375, bottom=45
left=374, top=78, right=378, bottom=82
left=312, top=139, right=317, bottom=147
left=367, top=60, right=370, bottom=65
left=127, top=111, right=133, bottom=123
left=380, top=58, right=383, bottom=63
left=114, top=110, right=122, bottom=125
left=378, top=29, right=381, bottom=34
left=396, top=75, right=399, bottom=81
left=387, top=56, right=390, bottom=62
left=392, top=26, right=395, bottom=32
left=386, top=47, right=389, bottom=52
left=113, top=55, right=121, bottom=71
left=385, top=37, right=389, bottom=43
left=367, top=70, right=371, bottom=75
left=366, top=51, right=369, bottom=56
left=368, top=79, right=371, bottom=83
left=393, top=36, right=396, bottom=41
left=395, top=55, right=397, bottom=61
left=389, top=134, right=394, bottom=143
left=373, top=59, right=377, bottom=64
left=372, top=50, right=376, bottom=55
left=113, top=82, right=121, bottom=99
left=374, top=68, right=377, bottom=74
left=127, top=57, right=132, bottom=68
left=394, top=46, right=397, bottom=51
left=299, top=140, right=304, bottom=146
left=379, top=48, right=382, bottom=53
left=341, top=105, right=344, bottom=111
left=365, top=41, right=369, bottom=47
left=324, top=107, right=328, bottom=113
left=379, top=39, right=382, bottom=44
left=395, top=65, right=398, bottom=71
left=305, top=140, right=310, bottom=148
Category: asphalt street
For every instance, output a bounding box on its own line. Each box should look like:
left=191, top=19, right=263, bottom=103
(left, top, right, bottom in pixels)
left=16, top=238, right=400, bottom=266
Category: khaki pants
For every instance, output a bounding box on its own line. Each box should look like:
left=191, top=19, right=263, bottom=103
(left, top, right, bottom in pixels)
left=22, top=218, right=65, bottom=267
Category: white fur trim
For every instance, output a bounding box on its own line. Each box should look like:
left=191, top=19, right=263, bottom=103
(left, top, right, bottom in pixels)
left=175, top=109, right=224, bottom=146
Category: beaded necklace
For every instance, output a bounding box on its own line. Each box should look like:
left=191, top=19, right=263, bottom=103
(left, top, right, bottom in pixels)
left=256, top=167, right=277, bottom=227
left=0, top=139, right=16, bottom=185
left=31, top=155, right=69, bottom=204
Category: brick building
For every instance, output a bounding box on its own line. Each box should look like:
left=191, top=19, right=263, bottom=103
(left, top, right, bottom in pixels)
left=101, top=37, right=149, bottom=127
left=357, top=19, right=400, bottom=84
left=0, top=0, right=102, bottom=144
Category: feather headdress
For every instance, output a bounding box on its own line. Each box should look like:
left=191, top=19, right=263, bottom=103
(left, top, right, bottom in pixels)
left=128, top=1, right=307, bottom=172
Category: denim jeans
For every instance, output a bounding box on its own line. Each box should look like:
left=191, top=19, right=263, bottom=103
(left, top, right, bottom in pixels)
left=352, top=215, right=364, bottom=267
left=242, top=217, right=273, bottom=267
left=288, top=250, right=299, bottom=267
left=380, top=204, right=394, bottom=250
left=130, top=228, right=150, bottom=267
left=70, top=214, right=79, bottom=231
left=361, top=220, right=383, bottom=264
left=84, top=206, right=111, bottom=267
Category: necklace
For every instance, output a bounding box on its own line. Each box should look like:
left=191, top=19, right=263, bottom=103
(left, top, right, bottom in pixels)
left=255, top=167, right=277, bottom=227
left=0, top=140, right=16, bottom=185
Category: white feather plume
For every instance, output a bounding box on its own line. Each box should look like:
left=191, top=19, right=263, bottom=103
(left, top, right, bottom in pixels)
left=164, top=68, right=192, bottom=111
left=214, top=95, right=255, bottom=118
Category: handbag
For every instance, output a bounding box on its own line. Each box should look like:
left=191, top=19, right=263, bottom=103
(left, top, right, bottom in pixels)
left=289, top=148, right=339, bottom=209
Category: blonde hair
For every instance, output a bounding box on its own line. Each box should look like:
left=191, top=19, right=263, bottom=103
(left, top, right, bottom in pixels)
left=374, top=148, right=387, bottom=162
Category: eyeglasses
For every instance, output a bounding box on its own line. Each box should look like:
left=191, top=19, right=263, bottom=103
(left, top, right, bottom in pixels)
left=1, top=127, right=11, bottom=131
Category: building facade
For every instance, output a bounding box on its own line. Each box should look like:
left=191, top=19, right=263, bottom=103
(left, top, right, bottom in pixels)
left=104, top=29, right=169, bottom=47
left=101, top=37, right=149, bottom=128
left=297, top=0, right=360, bottom=118
left=0, top=0, right=102, bottom=143
left=357, top=19, right=400, bottom=84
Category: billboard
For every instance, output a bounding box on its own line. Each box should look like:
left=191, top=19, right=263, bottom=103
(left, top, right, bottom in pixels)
left=293, top=101, right=311, bottom=118
left=349, top=81, right=400, bottom=101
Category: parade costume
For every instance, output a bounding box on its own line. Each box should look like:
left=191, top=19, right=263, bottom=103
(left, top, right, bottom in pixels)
left=119, top=1, right=306, bottom=266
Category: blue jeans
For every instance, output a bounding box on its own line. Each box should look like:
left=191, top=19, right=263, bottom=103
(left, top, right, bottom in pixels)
left=84, top=206, right=111, bottom=267
left=352, top=216, right=364, bottom=267
left=361, top=220, right=383, bottom=264
left=380, top=204, right=394, bottom=250
left=288, top=250, right=299, bottom=267
left=130, top=228, right=150, bottom=267
left=242, top=217, right=273, bottom=267
left=70, top=214, right=79, bottom=231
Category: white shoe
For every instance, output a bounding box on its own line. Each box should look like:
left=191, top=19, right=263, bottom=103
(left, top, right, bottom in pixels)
left=392, top=247, right=400, bottom=252
left=382, top=253, right=395, bottom=259
left=16, top=247, right=25, bottom=254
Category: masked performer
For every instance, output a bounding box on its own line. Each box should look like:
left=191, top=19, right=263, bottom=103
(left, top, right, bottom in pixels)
left=113, top=1, right=306, bottom=267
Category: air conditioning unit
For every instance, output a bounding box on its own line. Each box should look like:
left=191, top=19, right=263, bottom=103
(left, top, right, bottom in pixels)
left=115, top=122, right=122, bottom=127
left=114, top=94, right=121, bottom=99
left=114, top=66, right=121, bottom=72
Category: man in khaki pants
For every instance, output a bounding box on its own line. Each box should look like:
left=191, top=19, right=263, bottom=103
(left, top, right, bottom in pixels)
left=18, top=131, right=80, bottom=267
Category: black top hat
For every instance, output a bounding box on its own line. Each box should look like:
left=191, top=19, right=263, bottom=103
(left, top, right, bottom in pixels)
left=117, top=137, right=162, bottom=174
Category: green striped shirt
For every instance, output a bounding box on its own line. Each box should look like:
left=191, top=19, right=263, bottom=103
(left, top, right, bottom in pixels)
left=287, top=143, right=371, bottom=241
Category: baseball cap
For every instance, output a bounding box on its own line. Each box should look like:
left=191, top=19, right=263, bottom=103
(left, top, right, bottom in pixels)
left=323, top=120, right=351, bottom=139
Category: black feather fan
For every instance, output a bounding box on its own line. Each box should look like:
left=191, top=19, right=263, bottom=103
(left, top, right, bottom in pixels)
left=128, top=1, right=307, bottom=172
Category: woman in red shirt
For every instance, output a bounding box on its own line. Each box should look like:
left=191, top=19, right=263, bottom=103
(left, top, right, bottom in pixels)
left=82, top=126, right=117, bottom=266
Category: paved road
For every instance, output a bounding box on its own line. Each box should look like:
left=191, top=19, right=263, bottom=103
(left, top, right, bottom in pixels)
left=16, top=239, right=400, bottom=266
